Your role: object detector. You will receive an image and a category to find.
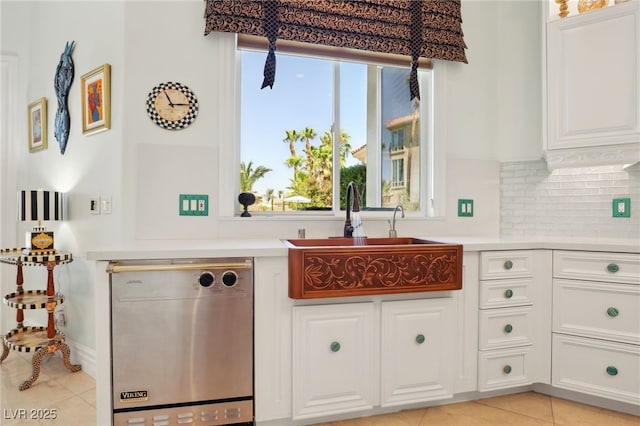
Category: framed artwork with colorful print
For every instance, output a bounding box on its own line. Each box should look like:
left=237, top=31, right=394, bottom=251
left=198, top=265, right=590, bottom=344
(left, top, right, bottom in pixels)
left=81, top=64, right=111, bottom=136
left=28, top=97, right=47, bottom=153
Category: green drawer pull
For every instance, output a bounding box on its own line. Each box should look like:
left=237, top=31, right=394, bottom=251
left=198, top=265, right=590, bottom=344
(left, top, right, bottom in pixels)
left=503, top=365, right=512, bottom=374
left=607, top=307, right=619, bottom=318
left=504, top=324, right=513, bottom=333
left=504, top=289, right=514, bottom=299
left=606, top=366, right=618, bottom=376
left=504, top=260, right=513, bottom=270
left=330, top=341, right=341, bottom=353
left=416, top=334, right=425, bottom=344
left=607, top=263, right=619, bottom=273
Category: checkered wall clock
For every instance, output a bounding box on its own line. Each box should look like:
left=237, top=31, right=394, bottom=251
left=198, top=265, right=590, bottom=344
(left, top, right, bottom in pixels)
left=146, top=82, right=198, bottom=130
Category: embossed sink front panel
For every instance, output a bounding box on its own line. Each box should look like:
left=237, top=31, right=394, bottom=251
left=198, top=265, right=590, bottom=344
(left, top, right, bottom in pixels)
left=286, top=239, right=463, bottom=299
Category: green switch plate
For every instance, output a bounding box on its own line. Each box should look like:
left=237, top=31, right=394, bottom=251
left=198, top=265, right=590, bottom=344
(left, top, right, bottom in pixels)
left=179, top=194, right=208, bottom=216
left=612, top=198, right=630, bottom=218
left=458, top=199, right=473, bottom=217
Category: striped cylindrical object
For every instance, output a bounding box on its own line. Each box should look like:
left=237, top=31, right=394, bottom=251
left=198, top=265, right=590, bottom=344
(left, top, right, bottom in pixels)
left=17, top=190, right=64, bottom=222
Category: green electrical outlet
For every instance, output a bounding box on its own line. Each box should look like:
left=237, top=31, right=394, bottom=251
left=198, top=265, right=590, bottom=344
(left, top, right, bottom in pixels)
left=179, top=194, right=209, bottom=216
left=612, top=198, right=630, bottom=218
left=458, top=199, right=473, bottom=217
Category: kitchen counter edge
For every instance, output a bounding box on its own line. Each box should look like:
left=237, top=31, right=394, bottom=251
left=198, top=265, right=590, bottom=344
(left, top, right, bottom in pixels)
left=85, top=237, right=640, bottom=261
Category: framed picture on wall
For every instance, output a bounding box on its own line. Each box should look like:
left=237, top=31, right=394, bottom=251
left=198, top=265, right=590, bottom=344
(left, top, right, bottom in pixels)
left=28, top=97, right=47, bottom=152
left=80, top=63, right=111, bottom=136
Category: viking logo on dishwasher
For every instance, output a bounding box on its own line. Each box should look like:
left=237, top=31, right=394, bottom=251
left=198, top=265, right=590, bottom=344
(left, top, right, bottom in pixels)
left=120, top=390, right=148, bottom=402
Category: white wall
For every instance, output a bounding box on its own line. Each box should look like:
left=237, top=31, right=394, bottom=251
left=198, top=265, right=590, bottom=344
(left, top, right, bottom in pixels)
left=1, top=1, right=542, bottom=358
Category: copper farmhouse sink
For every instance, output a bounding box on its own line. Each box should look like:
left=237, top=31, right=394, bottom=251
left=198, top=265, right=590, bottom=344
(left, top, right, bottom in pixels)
left=285, top=237, right=463, bottom=299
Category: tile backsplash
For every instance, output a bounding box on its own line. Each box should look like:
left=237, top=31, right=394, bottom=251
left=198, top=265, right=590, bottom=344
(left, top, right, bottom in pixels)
left=501, top=160, right=640, bottom=239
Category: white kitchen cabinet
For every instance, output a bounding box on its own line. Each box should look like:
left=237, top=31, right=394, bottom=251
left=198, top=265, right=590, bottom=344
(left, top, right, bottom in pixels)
left=477, top=250, right=551, bottom=392
left=380, top=298, right=455, bottom=407
left=544, top=1, right=640, bottom=168
left=254, top=257, right=294, bottom=422
left=553, top=279, right=640, bottom=345
left=292, top=302, right=376, bottom=420
left=553, top=334, right=640, bottom=405
left=552, top=250, right=640, bottom=406
left=292, top=296, right=456, bottom=420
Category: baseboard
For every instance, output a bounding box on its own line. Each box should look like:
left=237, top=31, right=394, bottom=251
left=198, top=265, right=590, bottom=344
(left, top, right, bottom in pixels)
left=532, top=383, right=640, bottom=417
left=60, top=338, right=97, bottom=380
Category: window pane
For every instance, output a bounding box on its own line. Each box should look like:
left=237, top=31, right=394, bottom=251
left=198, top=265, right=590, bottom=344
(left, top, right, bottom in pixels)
left=381, top=66, right=420, bottom=211
left=241, top=51, right=333, bottom=211
left=339, top=62, right=367, bottom=209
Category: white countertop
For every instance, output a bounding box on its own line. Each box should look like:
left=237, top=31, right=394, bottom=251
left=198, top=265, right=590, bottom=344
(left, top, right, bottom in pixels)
left=85, top=236, right=640, bottom=260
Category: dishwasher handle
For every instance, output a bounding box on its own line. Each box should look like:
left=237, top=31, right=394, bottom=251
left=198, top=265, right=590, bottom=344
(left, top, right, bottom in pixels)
left=107, top=260, right=252, bottom=274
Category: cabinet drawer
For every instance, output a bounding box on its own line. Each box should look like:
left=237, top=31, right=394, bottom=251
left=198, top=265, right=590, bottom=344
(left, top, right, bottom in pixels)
left=478, top=346, right=532, bottom=392
left=553, top=251, right=640, bottom=285
left=553, top=279, right=640, bottom=345
left=480, top=251, right=533, bottom=280
left=552, top=334, right=640, bottom=405
left=479, top=306, right=533, bottom=350
left=479, top=278, right=533, bottom=309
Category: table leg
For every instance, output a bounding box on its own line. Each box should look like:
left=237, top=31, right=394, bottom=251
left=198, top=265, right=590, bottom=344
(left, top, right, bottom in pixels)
left=58, top=341, right=81, bottom=373
left=19, top=346, right=47, bottom=391
left=18, top=342, right=81, bottom=391
left=0, top=339, right=8, bottom=362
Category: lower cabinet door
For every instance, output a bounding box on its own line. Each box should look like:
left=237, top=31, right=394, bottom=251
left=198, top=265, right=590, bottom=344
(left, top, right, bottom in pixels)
left=292, top=303, right=376, bottom=420
left=552, top=333, right=640, bottom=405
left=380, top=298, right=455, bottom=407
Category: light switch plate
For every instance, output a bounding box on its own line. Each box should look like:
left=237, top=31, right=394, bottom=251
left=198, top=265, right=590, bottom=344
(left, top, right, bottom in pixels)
left=179, top=194, right=209, bottom=216
left=101, top=196, right=112, bottom=215
left=612, top=198, right=630, bottom=218
left=458, top=199, right=473, bottom=217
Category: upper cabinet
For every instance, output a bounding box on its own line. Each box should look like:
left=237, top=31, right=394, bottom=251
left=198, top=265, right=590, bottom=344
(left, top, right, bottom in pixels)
left=544, top=1, right=640, bottom=169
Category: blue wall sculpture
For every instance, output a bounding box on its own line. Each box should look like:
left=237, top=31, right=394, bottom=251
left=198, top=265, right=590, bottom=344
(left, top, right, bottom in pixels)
left=54, top=41, right=75, bottom=154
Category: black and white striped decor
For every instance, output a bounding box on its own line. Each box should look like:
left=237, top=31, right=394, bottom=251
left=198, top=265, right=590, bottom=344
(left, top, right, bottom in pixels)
left=17, top=190, right=64, bottom=222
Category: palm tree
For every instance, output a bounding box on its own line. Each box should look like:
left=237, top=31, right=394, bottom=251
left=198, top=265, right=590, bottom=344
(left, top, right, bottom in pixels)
left=283, top=129, right=301, bottom=179
left=300, top=127, right=317, bottom=171
left=240, top=161, right=272, bottom=192
left=284, top=156, right=304, bottom=180
left=265, top=188, right=274, bottom=210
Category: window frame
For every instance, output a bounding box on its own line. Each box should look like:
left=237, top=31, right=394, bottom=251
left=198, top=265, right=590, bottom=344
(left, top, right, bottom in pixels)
left=216, top=33, right=447, bottom=219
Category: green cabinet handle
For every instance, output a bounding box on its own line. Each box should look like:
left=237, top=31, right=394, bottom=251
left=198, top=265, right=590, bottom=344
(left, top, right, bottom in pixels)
left=416, top=334, right=425, bottom=344
left=607, top=263, right=619, bottom=273
left=504, top=324, right=513, bottom=333
left=330, top=341, right=341, bottom=353
left=607, top=307, right=619, bottom=318
left=503, top=365, right=512, bottom=374
left=504, top=289, right=514, bottom=299
left=504, top=260, right=513, bottom=270
left=606, top=366, right=618, bottom=376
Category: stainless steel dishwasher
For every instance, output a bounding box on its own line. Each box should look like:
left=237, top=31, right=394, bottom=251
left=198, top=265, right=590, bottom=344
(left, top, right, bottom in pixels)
left=108, top=258, right=254, bottom=426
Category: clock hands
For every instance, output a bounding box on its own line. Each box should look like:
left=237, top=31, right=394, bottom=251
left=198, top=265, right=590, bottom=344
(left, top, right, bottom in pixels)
left=164, top=92, right=175, bottom=107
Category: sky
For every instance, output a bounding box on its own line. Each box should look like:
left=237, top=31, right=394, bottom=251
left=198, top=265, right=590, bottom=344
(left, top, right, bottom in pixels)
left=240, top=51, right=367, bottom=196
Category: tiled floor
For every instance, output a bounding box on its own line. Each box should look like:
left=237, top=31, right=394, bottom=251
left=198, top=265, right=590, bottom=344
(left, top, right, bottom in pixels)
left=311, top=392, right=640, bottom=426
left=1, top=350, right=639, bottom=426
left=1, top=350, right=95, bottom=425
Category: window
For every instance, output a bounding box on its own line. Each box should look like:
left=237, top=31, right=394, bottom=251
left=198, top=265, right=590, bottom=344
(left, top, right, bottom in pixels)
left=392, top=159, right=404, bottom=188
left=239, top=49, right=433, bottom=214
left=391, top=129, right=405, bottom=151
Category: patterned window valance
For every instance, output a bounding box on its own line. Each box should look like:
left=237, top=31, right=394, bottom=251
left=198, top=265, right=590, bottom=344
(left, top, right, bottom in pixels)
left=204, top=0, right=467, bottom=100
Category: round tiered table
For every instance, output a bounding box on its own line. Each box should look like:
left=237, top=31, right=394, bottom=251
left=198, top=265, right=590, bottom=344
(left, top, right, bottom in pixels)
left=0, top=248, right=81, bottom=390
